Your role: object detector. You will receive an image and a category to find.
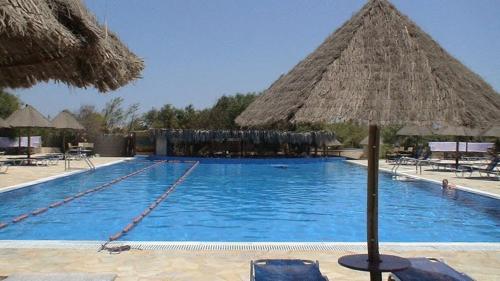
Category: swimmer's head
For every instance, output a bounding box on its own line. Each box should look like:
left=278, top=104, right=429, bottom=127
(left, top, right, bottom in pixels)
left=442, top=179, right=449, bottom=188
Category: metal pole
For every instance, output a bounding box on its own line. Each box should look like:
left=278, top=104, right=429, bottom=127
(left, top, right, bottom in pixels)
left=367, top=124, right=381, bottom=281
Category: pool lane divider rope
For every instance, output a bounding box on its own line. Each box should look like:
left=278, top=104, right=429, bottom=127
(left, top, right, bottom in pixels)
left=0, top=160, right=169, bottom=229
left=102, top=161, right=200, bottom=250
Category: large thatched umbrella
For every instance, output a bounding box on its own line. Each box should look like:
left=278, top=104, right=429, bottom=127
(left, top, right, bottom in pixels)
left=433, top=124, right=485, bottom=167
left=236, top=0, right=500, bottom=280
left=483, top=126, right=500, bottom=138
left=6, top=105, right=53, bottom=159
left=0, top=117, right=10, bottom=128
left=0, top=0, right=144, bottom=92
left=51, top=110, right=85, bottom=153
left=396, top=125, right=434, bottom=137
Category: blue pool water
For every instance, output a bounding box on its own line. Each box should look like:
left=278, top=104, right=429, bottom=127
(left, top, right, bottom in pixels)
left=0, top=157, right=498, bottom=242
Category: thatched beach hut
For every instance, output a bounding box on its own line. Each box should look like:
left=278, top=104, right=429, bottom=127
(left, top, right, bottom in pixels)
left=0, top=0, right=144, bottom=92
left=0, top=118, right=10, bottom=129
left=236, top=0, right=500, bottom=279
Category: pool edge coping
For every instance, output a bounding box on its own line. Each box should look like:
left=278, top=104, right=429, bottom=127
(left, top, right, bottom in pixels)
left=0, top=158, right=133, bottom=194
left=346, top=160, right=500, bottom=200
left=0, top=241, right=499, bottom=252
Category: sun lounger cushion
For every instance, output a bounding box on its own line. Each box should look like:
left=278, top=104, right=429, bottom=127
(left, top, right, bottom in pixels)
left=4, top=273, right=116, bottom=281
left=251, top=259, right=328, bottom=281
left=390, top=258, right=473, bottom=281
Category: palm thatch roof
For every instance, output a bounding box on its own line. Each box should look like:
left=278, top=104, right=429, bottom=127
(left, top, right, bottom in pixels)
left=397, top=124, right=433, bottom=136
left=433, top=125, right=483, bottom=137
left=51, top=110, right=84, bottom=130
left=5, top=105, right=52, bottom=128
left=0, top=0, right=144, bottom=92
left=0, top=117, right=10, bottom=128
left=236, top=0, right=500, bottom=128
left=152, top=129, right=338, bottom=146
left=482, top=126, right=500, bottom=138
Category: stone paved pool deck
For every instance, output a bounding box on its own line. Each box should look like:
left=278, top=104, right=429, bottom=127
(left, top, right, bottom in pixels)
left=0, top=247, right=499, bottom=280
left=0, top=157, right=130, bottom=192
left=0, top=157, right=498, bottom=280
left=347, top=159, right=500, bottom=198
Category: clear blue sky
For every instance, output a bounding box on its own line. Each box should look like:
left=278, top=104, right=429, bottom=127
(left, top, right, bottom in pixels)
left=13, top=0, right=500, bottom=117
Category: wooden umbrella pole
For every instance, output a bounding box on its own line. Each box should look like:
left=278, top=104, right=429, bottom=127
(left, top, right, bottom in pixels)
left=27, top=128, right=31, bottom=159
left=338, top=124, right=409, bottom=279
left=367, top=124, right=381, bottom=281
left=62, top=129, right=66, bottom=154
left=18, top=128, right=21, bottom=155
left=455, top=137, right=460, bottom=169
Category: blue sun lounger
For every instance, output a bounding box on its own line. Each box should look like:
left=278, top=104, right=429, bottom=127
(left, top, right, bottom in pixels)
left=389, top=258, right=474, bottom=281
left=250, top=259, right=329, bottom=281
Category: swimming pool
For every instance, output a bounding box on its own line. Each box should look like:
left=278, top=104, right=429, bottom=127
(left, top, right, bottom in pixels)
left=0, top=157, right=498, bottom=242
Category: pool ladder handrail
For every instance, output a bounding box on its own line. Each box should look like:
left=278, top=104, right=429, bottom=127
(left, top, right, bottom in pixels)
left=64, top=153, right=95, bottom=171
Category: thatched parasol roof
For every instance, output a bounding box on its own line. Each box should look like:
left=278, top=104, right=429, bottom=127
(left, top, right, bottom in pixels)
left=236, top=0, right=500, bottom=128
left=482, top=126, right=500, bottom=138
left=0, top=117, right=10, bottom=128
left=5, top=105, right=52, bottom=128
left=433, top=125, right=483, bottom=137
left=397, top=124, right=433, bottom=136
left=0, top=0, right=144, bottom=92
left=51, top=110, right=84, bottom=130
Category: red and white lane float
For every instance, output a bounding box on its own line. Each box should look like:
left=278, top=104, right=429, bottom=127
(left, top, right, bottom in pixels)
left=1, top=160, right=167, bottom=231
left=106, top=161, right=200, bottom=244
left=12, top=214, right=29, bottom=223
left=32, top=207, right=49, bottom=216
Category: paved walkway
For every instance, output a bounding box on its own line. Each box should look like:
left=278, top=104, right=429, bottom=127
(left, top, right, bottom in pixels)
left=0, top=157, right=129, bottom=191
left=0, top=248, right=498, bottom=281
left=348, top=160, right=500, bottom=198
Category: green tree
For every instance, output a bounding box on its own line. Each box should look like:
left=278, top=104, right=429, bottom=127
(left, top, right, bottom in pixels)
left=102, top=97, right=126, bottom=133
left=0, top=89, right=22, bottom=118
left=140, top=92, right=258, bottom=130
left=208, top=93, right=258, bottom=129
left=75, top=105, right=105, bottom=142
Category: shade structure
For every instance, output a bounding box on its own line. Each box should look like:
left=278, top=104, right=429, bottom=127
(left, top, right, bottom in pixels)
left=0, top=0, right=144, bottom=92
left=51, top=110, right=84, bottom=130
left=6, top=105, right=52, bottom=129
left=6, top=105, right=53, bottom=158
left=51, top=110, right=85, bottom=153
left=396, top=125, right=434, bottom=136
left=431, top=125, right=485, bottom=168
left=236, top=0, right=500, bottom=128
left=482, top=126, right=500, bottom=138
left=236, top=0, right=500, bottom=280
left=0, top=117, right=10, bottom=128
left=433, top=125, right=483, bottom=137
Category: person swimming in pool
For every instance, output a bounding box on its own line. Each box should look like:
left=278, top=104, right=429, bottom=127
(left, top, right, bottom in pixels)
left=442, top=179, right=455, bottom=189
